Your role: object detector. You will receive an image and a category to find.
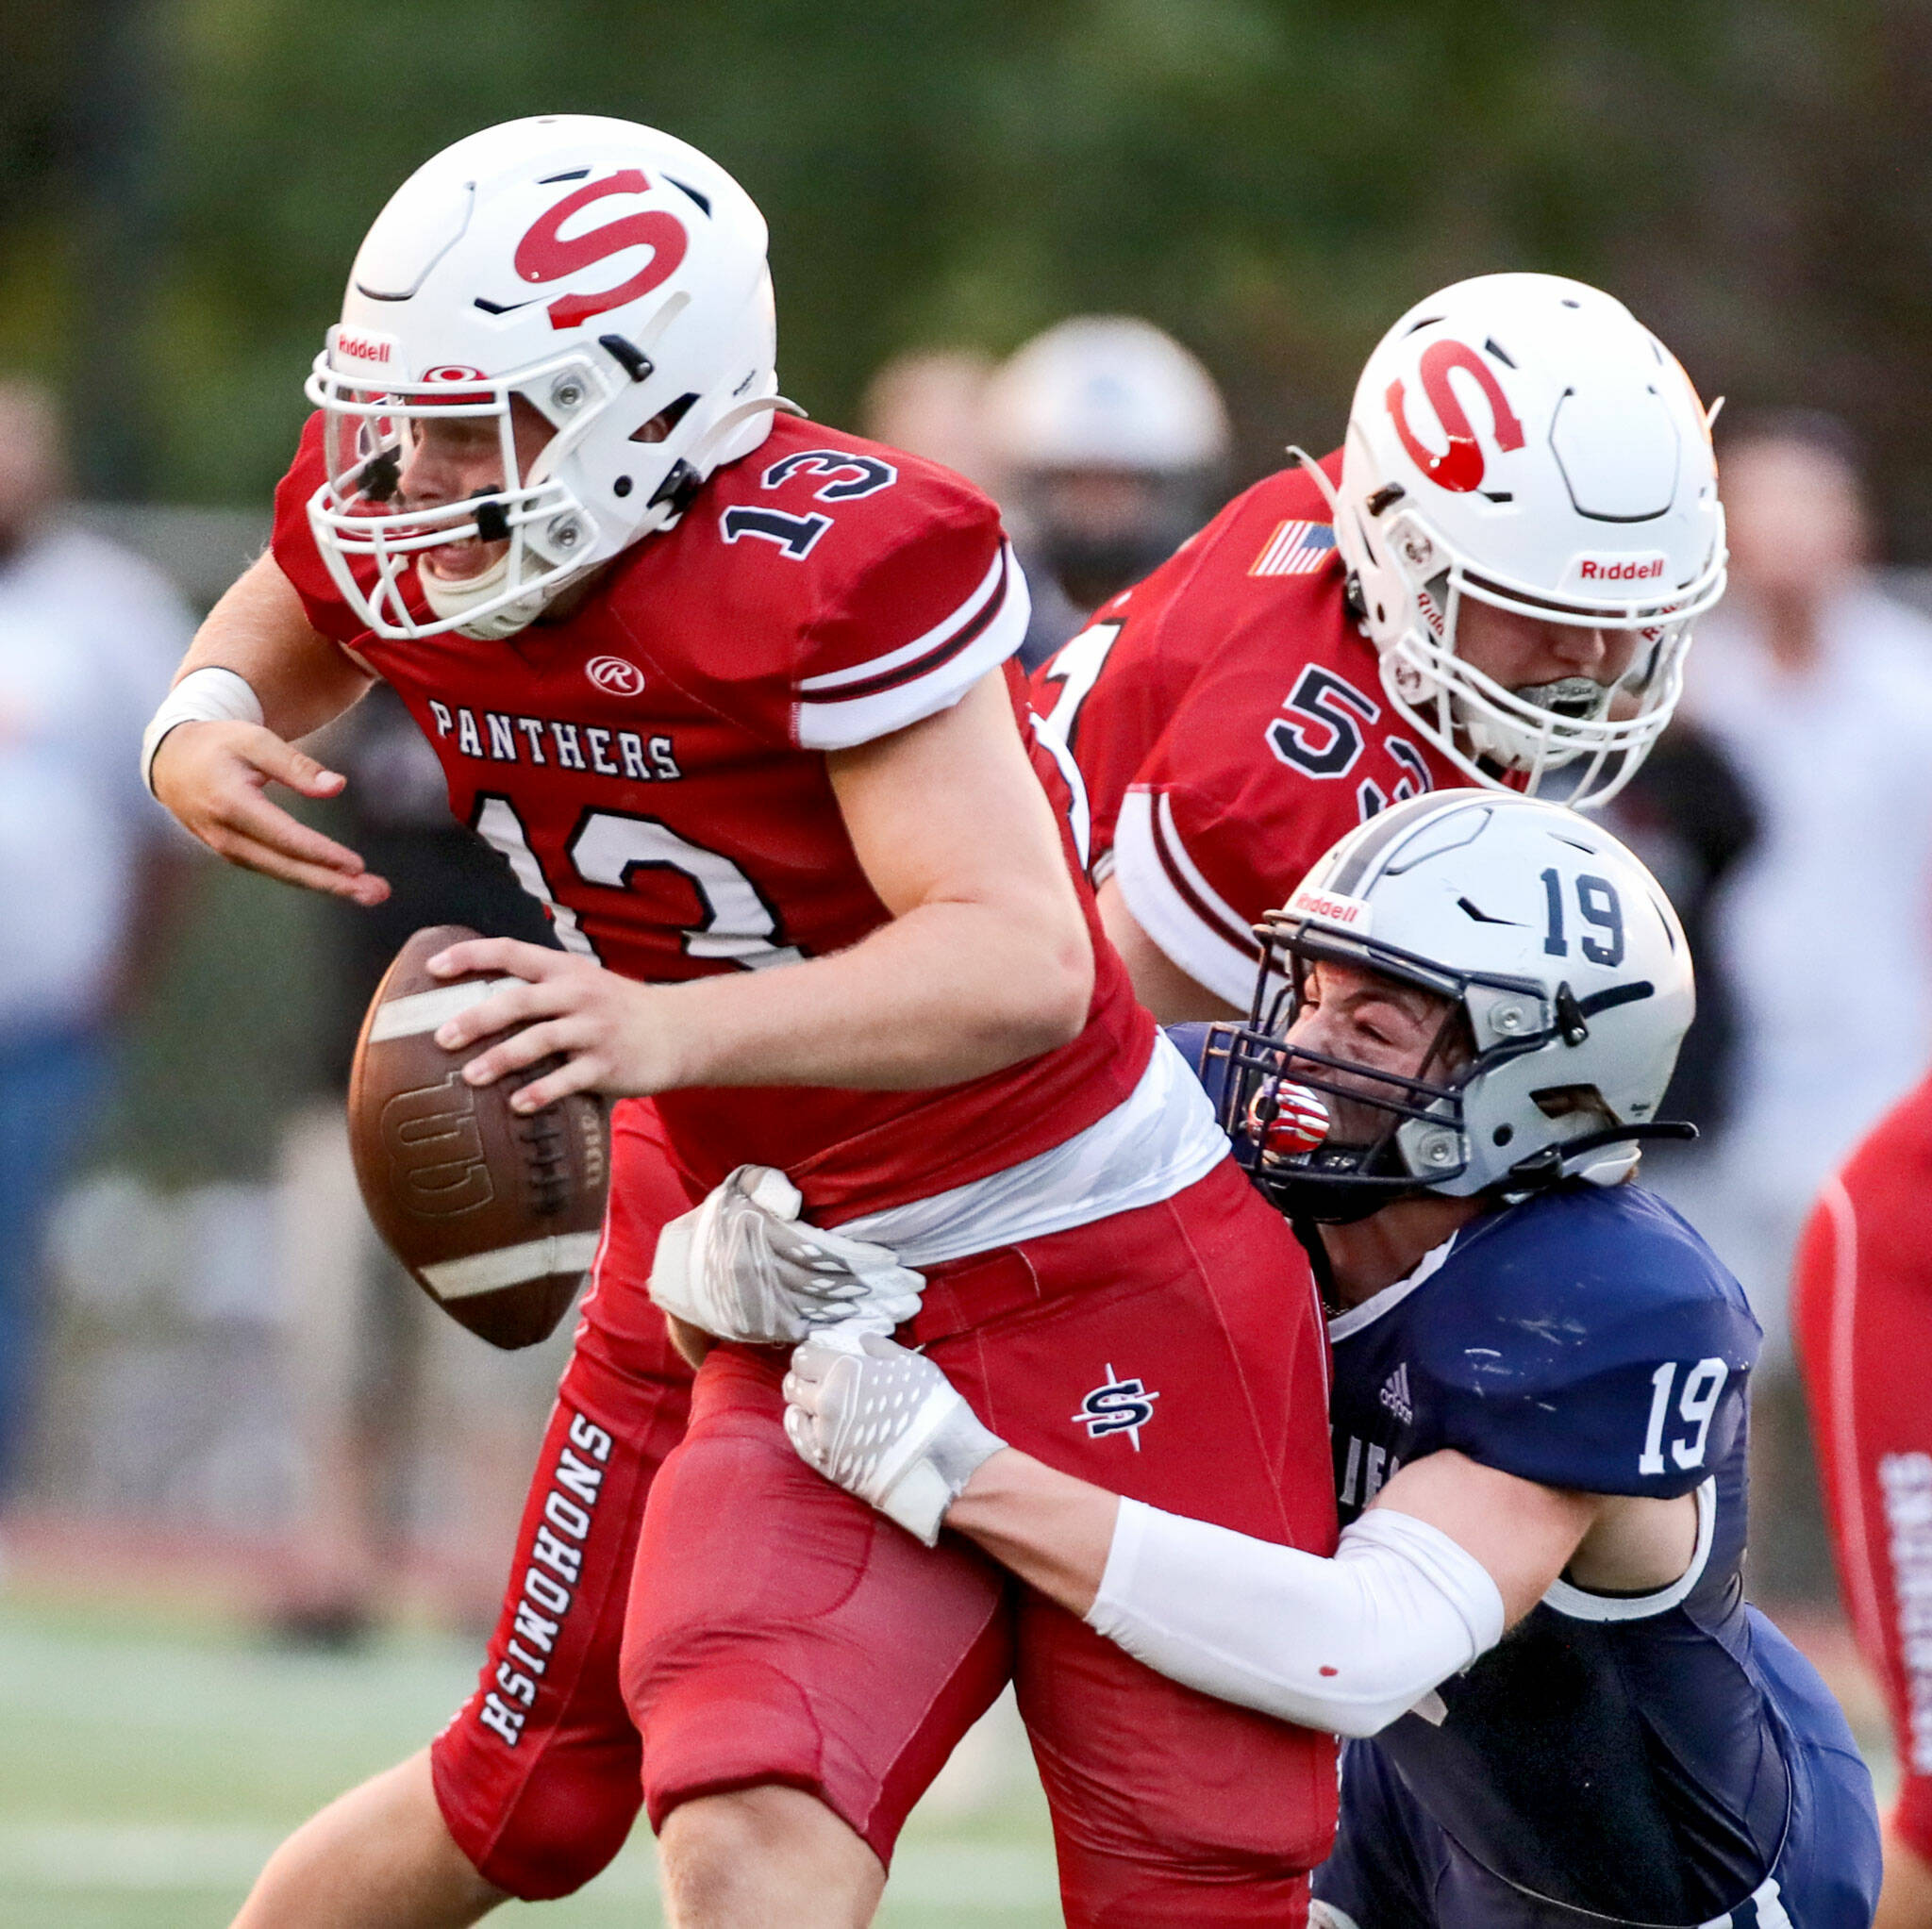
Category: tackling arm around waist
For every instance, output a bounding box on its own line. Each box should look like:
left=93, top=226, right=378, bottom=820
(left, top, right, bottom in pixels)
left=947, top=1446, right=1613, bottom=1738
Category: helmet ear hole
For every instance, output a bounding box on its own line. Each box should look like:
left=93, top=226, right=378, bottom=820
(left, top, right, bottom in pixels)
left=631, top=391, right=698, bottom=445
left=1531, top=1084, right=1617, bottom=1128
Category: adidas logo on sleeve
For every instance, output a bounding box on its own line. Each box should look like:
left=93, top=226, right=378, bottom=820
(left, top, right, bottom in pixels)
left=1379, top=1362, right=1414, bottom=1426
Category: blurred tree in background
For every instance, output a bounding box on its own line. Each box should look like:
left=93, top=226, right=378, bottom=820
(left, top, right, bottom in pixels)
left=3, top=0, right=1931, bottom=548
left=5, top=0, right=1932, bottom=1184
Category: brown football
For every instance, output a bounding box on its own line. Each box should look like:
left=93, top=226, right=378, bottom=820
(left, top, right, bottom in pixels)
left=346, top=924, right=610, bottom=1349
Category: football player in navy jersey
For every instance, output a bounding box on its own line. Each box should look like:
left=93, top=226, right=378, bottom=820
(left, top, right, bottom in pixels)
left=680, top=790, right=1881, bottom=1926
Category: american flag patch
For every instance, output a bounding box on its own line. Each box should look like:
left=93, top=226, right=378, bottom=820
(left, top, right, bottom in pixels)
left=1250, top=520, right=1338, bottom=577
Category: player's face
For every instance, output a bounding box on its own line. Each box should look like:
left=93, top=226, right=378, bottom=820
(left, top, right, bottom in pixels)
left=1455, top=599, right=1641, bottom=706
left=1286, top=958, right=1465, bottom=1143
left=395, top=396, right=556, bottom=581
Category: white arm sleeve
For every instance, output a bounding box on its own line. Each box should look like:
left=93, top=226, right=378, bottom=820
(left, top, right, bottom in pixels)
left=1087, top=1503, right=1507, bottom=1738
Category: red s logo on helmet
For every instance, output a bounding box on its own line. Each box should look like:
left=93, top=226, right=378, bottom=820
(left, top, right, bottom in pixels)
left=514, top=170, right=689, bottom=331
left=1385, top=341, right=1525, bottom=492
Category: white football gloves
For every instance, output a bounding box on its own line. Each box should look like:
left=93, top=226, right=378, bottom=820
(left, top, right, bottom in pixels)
left=647, top=1164, right=926, bottom=1346
left=783, top=1330, right=1007, bottom=1545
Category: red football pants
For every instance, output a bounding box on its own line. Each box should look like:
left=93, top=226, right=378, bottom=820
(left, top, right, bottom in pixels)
left=1792, top=1072, right=1932, bottom=1862
left=622, top=1154, right=1339, bottom=1927
left=428, top=1099, right=695, bottom=1899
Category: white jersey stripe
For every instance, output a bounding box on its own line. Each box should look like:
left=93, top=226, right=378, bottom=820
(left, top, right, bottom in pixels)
left=1820, top=1175, right=1888, bottom=1659
left=797, top=544, right=1007, bottom=694
left=795, top=549, right=1030, bottom=751
left=1110, top=789, right=1258, bottom=1009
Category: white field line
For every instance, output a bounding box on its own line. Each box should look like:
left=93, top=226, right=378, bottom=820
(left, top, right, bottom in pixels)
left=0, top=1823, right=1058, bottom=1907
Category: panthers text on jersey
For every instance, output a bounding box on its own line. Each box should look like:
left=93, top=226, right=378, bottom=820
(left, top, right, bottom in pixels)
left=273, top=410, right=1155, bottom=1220
left=1032, top=452, right=1465, bottom=1008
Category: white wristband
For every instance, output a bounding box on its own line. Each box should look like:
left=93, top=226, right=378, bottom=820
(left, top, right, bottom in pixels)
left=141, top=667, right=265, bottom=795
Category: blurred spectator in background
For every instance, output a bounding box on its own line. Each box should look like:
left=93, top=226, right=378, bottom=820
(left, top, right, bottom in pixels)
left=1601, top=723, right=1758, bottom=1137
left=1661, top=412, right=1932, bottom=1606
left=0, top=380, right=193, bottom=1503
left=858, top=348, right=1000, bottom=491
left=982, top=318, right=1231, bottom=668
left=1671, top=412, right=1932, bottom=1360
left=273, top=684, right=558, bottom=1640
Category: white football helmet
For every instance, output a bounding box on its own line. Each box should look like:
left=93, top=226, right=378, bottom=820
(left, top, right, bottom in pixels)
left=984, top=317, right=1231, bottom=474
left=1319, top=274, right=1725, bottom=807
left=985, top=316, right=1231, bottom=608
left=305, top=115, right=784, bottom=640
left=1211, top=790, right=1695, bottom=1222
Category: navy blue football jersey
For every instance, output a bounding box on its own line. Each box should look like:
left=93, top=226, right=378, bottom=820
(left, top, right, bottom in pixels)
left=1328, top=1182, right=1786, bottom=1919
left=1168, top=1023, right=1874, bottom=1921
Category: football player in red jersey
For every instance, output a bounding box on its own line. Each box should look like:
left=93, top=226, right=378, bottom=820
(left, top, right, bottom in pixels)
left=1793, top=1070, right=1932, bottom=1928
left=1034, top=272, right=1726, bottom=1026
left=144, top=118, right=1336, bottom=1928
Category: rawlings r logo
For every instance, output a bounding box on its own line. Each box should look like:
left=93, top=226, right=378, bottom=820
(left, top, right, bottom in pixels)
left=1074, top=1366, right=1160, bottom=1450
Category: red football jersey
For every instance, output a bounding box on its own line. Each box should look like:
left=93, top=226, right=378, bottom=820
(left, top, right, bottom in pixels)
left=1032, top=452, right=1463, bottom=1008
left=274, top=410, right=1154, bottom=1219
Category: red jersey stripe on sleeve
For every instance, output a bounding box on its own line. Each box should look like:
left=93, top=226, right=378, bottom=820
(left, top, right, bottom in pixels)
left=794, top=543, right=1029, bottom=749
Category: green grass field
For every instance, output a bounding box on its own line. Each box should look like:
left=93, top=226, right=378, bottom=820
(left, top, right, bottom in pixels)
left=0, top=1593, right=1059, bottom=1929
left=0, top=1582, right=1896, bottom=1929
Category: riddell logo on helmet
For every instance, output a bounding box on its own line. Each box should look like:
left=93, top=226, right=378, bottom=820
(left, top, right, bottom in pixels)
left=1287, top=887, right=1374, bottom=934
left=1571, top=553, right=1668, bottom=586
left=333, top=329, right=396, bottom=367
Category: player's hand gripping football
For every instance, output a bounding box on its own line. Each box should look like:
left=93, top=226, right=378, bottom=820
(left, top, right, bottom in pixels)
left=784, top=1330, right=1007, bottom=1545
left=150, top=720, right=391, bottom=906
left=649, top=1165, right=926, bottom=1346
left=425, top=936, right=692, bottom=1111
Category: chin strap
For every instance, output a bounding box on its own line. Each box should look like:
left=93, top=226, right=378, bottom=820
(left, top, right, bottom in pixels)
left=1287, top=445, right=1344, bottom=519
left=1288, top=1209, right=1341, bottom=1314
left=1504, top=1119, right=1697, bottom=1190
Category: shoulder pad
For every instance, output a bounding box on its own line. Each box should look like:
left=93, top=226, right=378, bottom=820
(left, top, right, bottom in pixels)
left=1411, top=1187, right=1758, bottom=1497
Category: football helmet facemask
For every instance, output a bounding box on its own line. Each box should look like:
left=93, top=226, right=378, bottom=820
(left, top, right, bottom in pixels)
left=305, top=114, right=787, bottom=641
left=1209, top=789, right=1696, bottom=1224
left=1315, top=273, right=1725, bottom=808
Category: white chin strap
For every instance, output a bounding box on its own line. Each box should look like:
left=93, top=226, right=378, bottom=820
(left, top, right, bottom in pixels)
left=418, top=543, right=569, bottom=642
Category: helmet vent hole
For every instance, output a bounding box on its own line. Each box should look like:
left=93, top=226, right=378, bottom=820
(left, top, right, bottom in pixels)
left=632, top=392, right=698, bottom=444
left=666, top=176, right=712, bottom=215
left=1457, top=896, right=1516, bottom=926
left=1492, top=1124, right=1514, bottom=1146
left=613, top=475, right=633, bottom=498
left=537, top=168, right=591, bottom=185
left=1483, top=337, right=1517, bottom=369
left=1366, top=483, right=1406, bottom=516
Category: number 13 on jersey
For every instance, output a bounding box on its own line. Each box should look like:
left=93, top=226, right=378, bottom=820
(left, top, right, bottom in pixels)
left=474, top=794, right=805, bottom=972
